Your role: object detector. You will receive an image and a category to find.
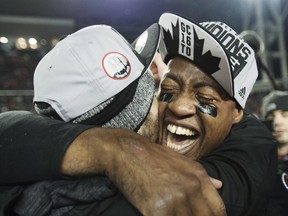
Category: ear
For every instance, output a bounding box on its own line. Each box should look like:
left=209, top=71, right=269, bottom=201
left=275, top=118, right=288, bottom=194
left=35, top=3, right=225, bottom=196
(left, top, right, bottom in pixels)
left=232, top=107, right=244, bottom=124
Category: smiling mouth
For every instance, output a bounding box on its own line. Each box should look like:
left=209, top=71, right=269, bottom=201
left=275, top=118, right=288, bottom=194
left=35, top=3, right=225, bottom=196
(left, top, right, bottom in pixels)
left=166, top=124, right=199, bottom=153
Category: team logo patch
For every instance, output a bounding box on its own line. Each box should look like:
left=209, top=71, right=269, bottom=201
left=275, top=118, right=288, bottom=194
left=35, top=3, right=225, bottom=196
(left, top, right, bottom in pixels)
left=281, top=172, right=288, bottom=190
left=103, top=52, right=131, bottom=79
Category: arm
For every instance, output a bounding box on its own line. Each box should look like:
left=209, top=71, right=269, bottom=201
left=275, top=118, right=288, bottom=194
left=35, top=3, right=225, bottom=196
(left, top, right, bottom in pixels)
left=0, top=111, right=92, bottom=184
left=62, top=127, right=226, bottom=216
left=0, top=111, right=226, bottom=216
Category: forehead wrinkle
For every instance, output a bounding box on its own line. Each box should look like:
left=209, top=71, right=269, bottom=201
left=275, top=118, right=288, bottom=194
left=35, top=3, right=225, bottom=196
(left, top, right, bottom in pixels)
left=166, top=57, right=229, bottom=99
left=162, top=71, right=184, bottom=88
left=164, top=70, right=214, bottom=96
left=163, top=72, right=178, bottom=81
left=169, top=57, right=214, bottom=86
left=167, top=65, right=220, bottom=91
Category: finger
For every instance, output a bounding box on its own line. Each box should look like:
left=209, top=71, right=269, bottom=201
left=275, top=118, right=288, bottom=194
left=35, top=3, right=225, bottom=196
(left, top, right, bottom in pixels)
left=202, top=180, right=227, bottom=216
left=210, top=177, right=223, bottom=189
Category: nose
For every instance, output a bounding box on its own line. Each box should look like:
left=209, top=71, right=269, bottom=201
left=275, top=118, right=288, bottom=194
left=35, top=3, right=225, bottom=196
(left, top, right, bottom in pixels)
left=167, top=93, right=197, bottom=118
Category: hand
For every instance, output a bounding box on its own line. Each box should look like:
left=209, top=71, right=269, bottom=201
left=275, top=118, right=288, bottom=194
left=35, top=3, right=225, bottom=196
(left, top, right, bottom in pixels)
left=62, top=128, right=226, bottom=216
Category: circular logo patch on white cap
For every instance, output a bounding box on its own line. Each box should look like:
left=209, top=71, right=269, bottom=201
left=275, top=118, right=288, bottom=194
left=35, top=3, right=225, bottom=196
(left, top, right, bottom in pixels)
left=103, top=52, right=131, bottom=79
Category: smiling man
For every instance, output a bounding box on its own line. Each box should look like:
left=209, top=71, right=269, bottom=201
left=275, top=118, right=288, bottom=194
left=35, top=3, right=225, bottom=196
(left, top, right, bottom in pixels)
left=158, top=56, right=242, bottom=159
left=156, top=12, right=278, bottom=215
left=157, top=13, right=257, bottom=159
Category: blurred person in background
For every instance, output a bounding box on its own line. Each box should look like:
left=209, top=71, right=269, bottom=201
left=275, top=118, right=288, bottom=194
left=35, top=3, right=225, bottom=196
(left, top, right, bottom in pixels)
left=262, top=90, right=288, bottom=172
left=262, top=90, right=288, bottom=216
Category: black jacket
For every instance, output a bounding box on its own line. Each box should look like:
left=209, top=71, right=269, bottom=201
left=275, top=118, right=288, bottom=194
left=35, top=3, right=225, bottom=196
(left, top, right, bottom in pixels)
left=0, top=111, right=279, bottom=216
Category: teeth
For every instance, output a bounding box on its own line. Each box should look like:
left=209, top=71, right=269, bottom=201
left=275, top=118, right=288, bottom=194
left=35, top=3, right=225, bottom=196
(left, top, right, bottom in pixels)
left=167, top=124, right=195, bottom=136
left=166, top=124, right=197, bottom=151
left=167, top=133, right=191, bottom=150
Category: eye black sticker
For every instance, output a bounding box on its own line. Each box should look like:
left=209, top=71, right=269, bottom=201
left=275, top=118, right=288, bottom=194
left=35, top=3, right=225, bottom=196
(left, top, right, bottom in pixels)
left=196, top=103, right=217, bottom=118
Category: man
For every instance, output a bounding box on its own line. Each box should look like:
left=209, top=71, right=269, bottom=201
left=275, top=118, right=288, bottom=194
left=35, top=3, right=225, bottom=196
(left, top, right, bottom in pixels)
left=11, top=23, right=161, bottom=216
left=261, top=90, right=288, bottom=216
left=0, top=12, right=277, bottom=216
left=0, top=23, right=225, bottom=216
left=262, top=90, right=288, bottom=172
left=155, top=13, right=277, bottom=215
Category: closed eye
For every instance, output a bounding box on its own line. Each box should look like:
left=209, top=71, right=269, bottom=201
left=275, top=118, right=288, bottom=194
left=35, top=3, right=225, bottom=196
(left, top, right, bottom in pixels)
left=195, top=94, right=216, bottom=104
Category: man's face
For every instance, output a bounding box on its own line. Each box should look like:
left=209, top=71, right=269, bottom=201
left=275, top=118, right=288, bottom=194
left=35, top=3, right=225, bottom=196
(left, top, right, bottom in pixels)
left=137, top=96, right=159, bottom=143
left=157, top=56, right=243, bottom=159
left=266, top=110, right=288, bottom=145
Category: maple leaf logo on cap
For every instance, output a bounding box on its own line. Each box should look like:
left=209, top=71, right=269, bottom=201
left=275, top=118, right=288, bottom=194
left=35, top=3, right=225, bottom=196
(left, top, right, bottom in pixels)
left=162, top=18, right=221, bottom=76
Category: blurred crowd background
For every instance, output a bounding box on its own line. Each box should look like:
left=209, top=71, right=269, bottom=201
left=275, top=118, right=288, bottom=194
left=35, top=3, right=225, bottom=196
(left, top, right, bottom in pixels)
left=0, top=0, right=287, bottom=117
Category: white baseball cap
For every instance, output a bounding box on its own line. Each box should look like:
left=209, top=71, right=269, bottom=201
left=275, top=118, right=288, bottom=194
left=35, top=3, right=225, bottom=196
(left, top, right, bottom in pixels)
left=158, top=12, right=258, bottom=108
left=34, top=24, right=160, bottom=130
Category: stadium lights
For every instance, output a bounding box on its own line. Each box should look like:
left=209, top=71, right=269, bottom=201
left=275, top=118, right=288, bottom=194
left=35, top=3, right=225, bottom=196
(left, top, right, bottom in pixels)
left=0, top=36, right=8, bottom=43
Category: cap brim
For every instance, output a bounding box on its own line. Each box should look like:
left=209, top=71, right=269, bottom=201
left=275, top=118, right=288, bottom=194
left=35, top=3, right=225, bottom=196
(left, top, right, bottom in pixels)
left=132, top=23, right=161, bottom=73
